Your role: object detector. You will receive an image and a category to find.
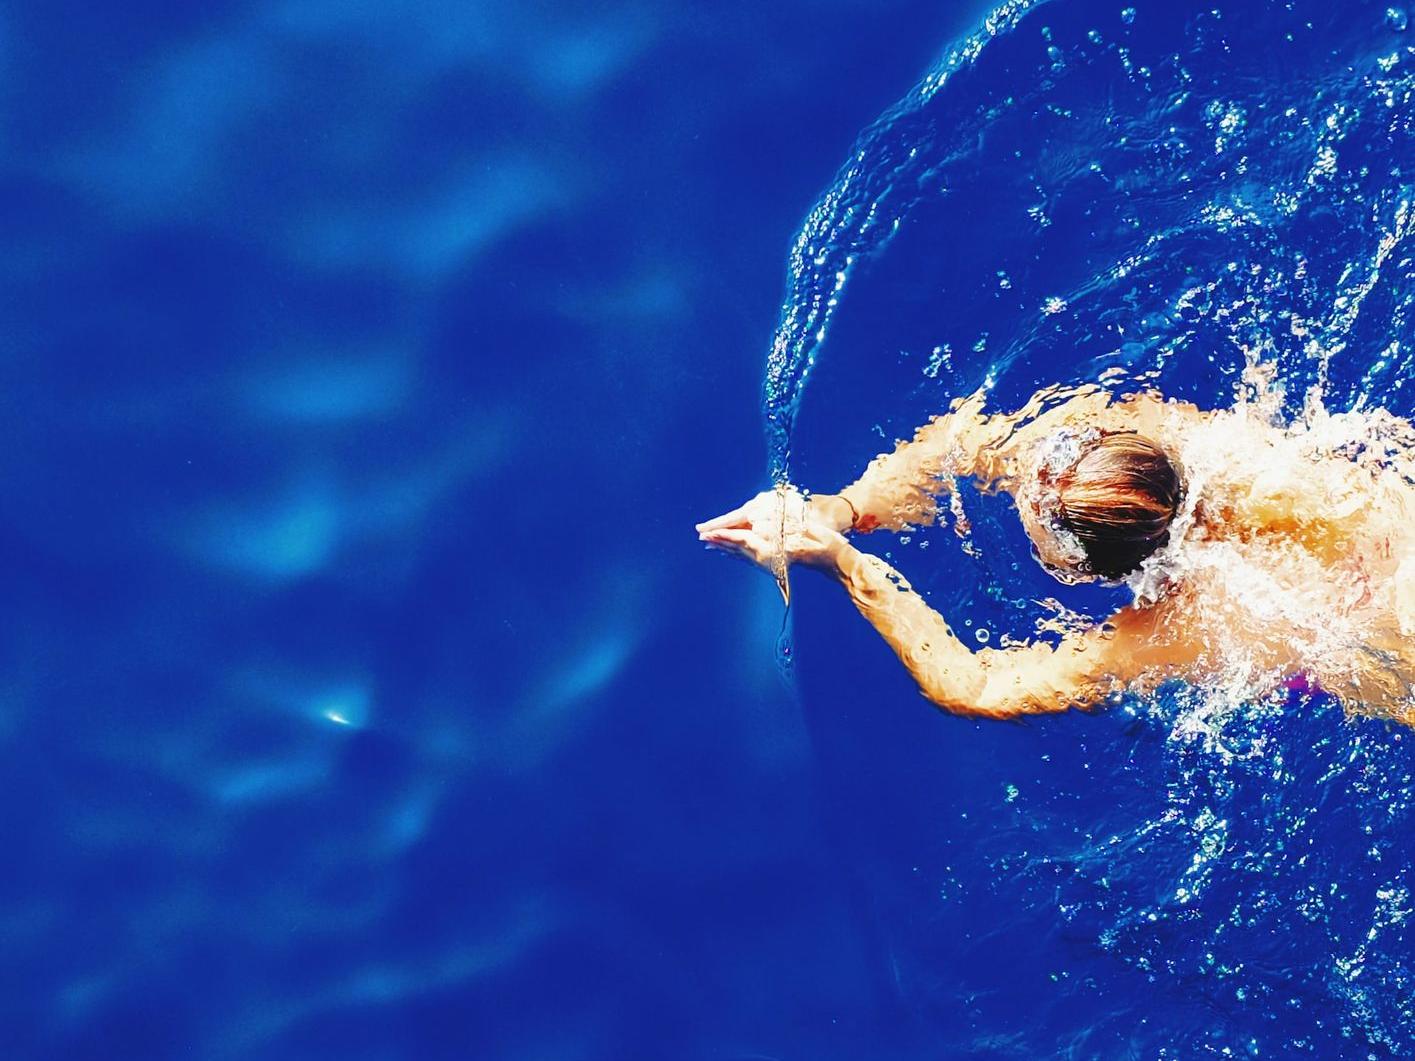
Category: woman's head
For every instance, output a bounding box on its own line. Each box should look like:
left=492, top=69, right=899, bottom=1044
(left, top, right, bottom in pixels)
left=1021, top=431, right=1182, bottom=582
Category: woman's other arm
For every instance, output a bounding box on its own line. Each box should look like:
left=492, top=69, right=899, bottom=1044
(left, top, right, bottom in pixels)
left=830, top=542, right=1189, bottom=717
left=699, top=514, right=1192, bottom=718
left=817, top=385, right=1117, bottom=534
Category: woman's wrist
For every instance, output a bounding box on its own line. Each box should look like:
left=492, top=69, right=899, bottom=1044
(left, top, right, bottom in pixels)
left=808, top=493, right=857, bottom=534
left=814, top=536, right=857, bottom=582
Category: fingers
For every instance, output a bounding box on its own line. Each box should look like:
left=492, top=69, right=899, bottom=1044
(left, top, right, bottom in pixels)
left=695, top=505, right=750, bottom=533
left=699, top=527, right=757, bottom=549
left=700, top=527, right=775, bottom=566
left=695, top=488, right=784, bottom=534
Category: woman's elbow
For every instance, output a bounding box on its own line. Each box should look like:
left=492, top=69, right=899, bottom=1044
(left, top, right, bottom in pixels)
left=962, top=673, right=1095, bottom=719
left=907, top=659, right=989, bottom=717
left=918, top=682, right=1025, bottom=720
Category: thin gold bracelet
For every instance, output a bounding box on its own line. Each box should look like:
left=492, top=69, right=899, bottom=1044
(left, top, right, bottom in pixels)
left=840, top=494, right=860, bottom=532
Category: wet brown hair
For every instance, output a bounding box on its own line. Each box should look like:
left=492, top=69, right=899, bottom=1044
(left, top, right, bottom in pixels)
left=1056, top=433, right=1182, bottom=579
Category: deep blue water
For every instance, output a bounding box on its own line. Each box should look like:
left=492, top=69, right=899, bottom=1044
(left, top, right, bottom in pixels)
left=9, top=0, right=1415, bottom=1058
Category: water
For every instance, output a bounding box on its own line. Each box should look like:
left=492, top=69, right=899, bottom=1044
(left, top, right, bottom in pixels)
left=10, top=0, right=1415, bottom=1057
left=4, top=1, right=970, bottom=1057
left=773, top=0, right=1415, bottom=1054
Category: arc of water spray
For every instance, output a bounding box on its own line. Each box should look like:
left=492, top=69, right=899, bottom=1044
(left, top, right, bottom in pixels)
left=760, top=0, right=1043, bottom=608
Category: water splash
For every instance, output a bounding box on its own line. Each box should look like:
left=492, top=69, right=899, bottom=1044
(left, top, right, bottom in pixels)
left=762, top=0, right=1042, bottom=483
left=762, top=0, right=1415, bottom=1051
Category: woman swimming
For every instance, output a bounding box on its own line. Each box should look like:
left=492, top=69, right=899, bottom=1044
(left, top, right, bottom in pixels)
left=698, top=376, right=1415, bottom=722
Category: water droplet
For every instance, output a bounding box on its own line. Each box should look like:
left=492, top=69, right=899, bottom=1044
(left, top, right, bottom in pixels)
left=1121, top=6, right=1137, bottom=25
left=1388, top=6, right=1408, bottom=31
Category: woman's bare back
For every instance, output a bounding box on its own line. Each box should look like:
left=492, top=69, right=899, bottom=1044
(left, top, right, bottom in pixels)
left=1054, top=387, right=1415, bottom=720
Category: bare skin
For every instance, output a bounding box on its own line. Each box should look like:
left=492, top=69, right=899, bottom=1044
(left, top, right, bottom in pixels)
left=699, top=385, right=1415, bottom=722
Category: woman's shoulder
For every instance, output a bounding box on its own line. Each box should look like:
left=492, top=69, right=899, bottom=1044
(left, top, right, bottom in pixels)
left=1107, top=389, right=1210, bottom=432
left=1017, top=387, right=1208, bottom=443
left=993, top=385, right=1213, bottom=478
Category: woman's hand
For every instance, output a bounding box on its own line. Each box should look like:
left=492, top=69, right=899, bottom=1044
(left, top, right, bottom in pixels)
left=697, top=486, right=854, bottom=536
left=696, top=485, right=850, bottom=575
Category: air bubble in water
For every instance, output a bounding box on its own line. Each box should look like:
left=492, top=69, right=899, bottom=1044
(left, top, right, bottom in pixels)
left=922, top=343, right=951, bottom=378
left=976, top=628, right=991, bottom=644
left=1388, top=7, right=1409, bottom=31
left=1121, top=7, right=1137, bottom=25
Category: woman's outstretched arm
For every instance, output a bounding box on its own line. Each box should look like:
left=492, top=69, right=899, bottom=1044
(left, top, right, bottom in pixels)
left=814, top=390, right=1006, bottom=534
left=699, top=386, right=1159, bottom=542
left=817, top=385, right=1115, bottom=534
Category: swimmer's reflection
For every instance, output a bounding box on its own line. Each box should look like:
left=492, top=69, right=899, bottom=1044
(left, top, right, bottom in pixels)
left=699, top=381, right=1415, bottom=721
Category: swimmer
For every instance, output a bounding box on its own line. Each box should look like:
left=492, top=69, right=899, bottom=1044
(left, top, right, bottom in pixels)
left=698, top=377, right=1415, bottom=721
